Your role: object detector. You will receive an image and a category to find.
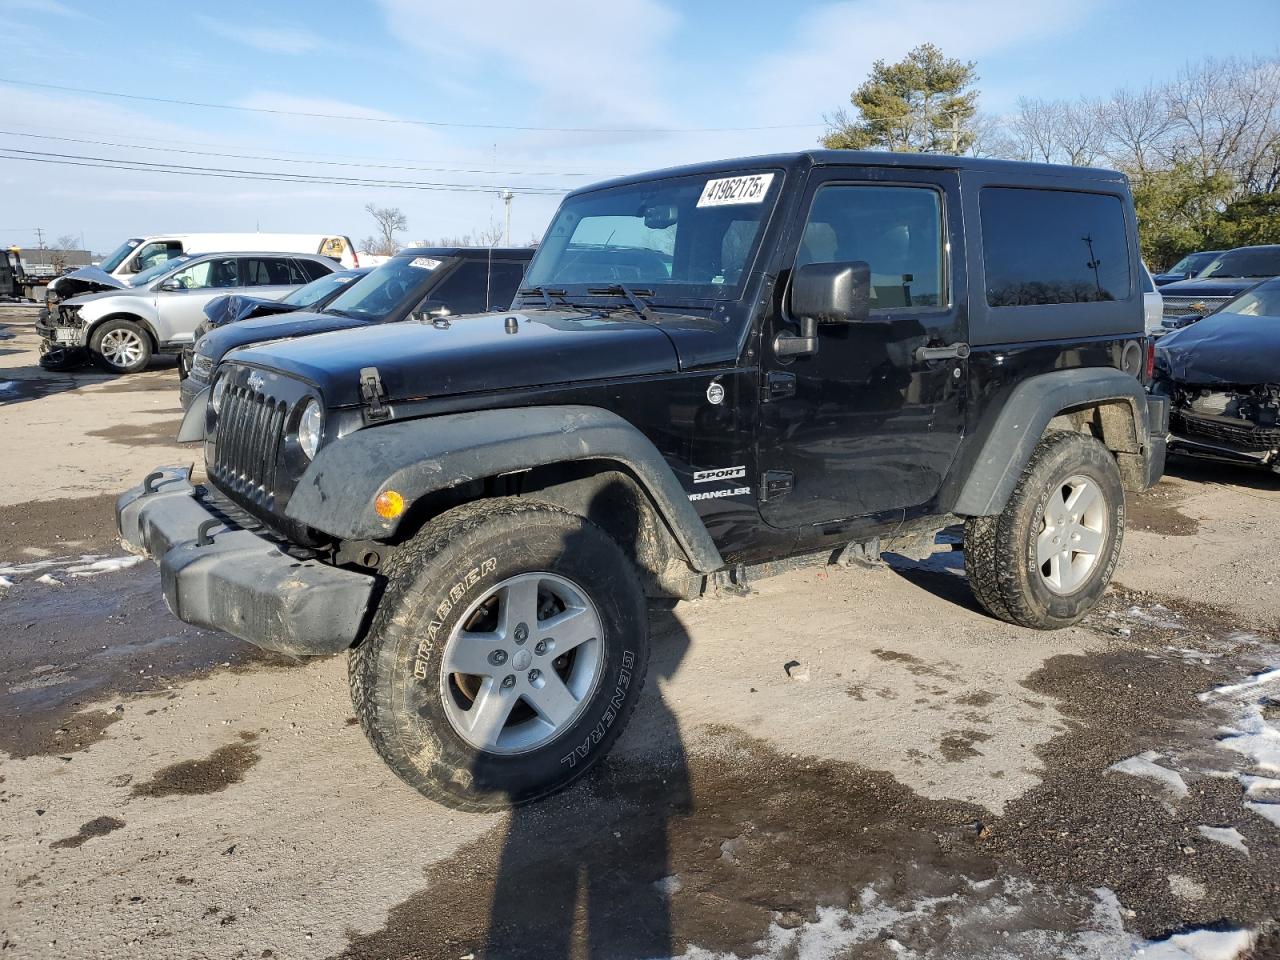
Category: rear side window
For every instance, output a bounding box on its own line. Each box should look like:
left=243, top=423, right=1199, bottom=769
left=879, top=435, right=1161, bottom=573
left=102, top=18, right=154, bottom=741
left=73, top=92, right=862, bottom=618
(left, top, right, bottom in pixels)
left=486, top=260, right=528, bottom=309
left=243, top=257, right=306, bottom=286
left=295, top=258, right=332, bottom=282
left=982, top=188, right=1130, bottom=306
left=131, top=240, right=184, bottom=272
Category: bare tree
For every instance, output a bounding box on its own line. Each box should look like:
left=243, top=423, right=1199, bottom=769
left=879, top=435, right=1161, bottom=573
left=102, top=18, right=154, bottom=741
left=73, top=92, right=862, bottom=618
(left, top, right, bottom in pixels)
left=1007, top=97, right=1064, bottom=162
left=363, top=203, right=408, bottom=256
left=1099, top=84, right=1173, bottom=175
left=51, top=233, right=80, bottom=272
left=1057, top=99, right=1106, bottom=166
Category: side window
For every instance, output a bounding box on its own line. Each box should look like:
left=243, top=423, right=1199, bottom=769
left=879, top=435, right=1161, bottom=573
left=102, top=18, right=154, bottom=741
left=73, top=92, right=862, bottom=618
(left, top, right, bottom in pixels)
left=795, top=185, right=945, bottom=311
left=295, top=258, right=332, bottom=282
left=486, top=260, right=529, bottom=309
left=242, top=257, right=299, bottom=286
left=170, top=257, right=239, bottom=290
left=131, top=240, right=184, bottom=273
left=427, top=260, right=492, bottom=315
left=981, top=188, right=1130, bottom=306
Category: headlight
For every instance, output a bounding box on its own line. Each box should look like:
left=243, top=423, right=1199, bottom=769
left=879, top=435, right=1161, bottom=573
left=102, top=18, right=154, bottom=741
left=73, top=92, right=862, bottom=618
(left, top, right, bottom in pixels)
left=191, top=353, right=215, bottom=380
left=297, top=399, right=323, bottom=460
left=210, top=373, right=228, bottom=413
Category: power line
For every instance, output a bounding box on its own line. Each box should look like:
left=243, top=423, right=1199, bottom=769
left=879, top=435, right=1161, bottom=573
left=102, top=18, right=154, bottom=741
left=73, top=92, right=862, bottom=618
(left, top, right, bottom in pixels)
left=0, top=77, right=824, bottom=134
left=0, top=129, right=600, bottom=179
left=0, top=149, right=572, bottom=195
left=0, top=119, right=607, bottom=173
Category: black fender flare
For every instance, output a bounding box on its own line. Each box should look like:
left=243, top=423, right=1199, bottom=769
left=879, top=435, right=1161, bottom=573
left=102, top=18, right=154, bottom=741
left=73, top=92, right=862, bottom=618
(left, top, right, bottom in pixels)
left=284, top=405, right=725, bottom=574
left=951, top=368, right=1152, bottom=517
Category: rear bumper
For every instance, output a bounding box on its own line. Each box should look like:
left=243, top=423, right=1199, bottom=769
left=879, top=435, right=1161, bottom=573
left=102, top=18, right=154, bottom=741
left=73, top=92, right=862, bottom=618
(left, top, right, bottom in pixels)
left=1144, top=394, right=1169, bottom=489
left=116, top=466, right=375, bottom=656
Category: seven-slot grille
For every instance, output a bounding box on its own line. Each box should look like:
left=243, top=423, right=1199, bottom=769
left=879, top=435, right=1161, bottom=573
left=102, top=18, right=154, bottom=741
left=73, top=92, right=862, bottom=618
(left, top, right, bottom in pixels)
left=210, top=382, right=289, bottom=505
left=1162, top=294, right=1230, bottom=318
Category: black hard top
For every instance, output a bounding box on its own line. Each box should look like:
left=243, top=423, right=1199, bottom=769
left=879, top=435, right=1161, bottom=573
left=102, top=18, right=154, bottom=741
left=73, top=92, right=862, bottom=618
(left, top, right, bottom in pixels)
left=393, top=246, right=534, bottom=260
left=570, top=150, right=1128, bottom=198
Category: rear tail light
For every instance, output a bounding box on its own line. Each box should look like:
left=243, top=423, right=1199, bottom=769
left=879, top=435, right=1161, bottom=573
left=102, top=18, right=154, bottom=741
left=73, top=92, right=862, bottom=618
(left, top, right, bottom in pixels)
left=1145, top=338, right=1156, bottom=381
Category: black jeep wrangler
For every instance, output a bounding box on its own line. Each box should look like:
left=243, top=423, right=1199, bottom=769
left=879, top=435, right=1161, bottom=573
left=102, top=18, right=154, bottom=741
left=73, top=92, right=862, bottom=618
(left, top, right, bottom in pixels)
left=118, top=151, right=1167, bottom=809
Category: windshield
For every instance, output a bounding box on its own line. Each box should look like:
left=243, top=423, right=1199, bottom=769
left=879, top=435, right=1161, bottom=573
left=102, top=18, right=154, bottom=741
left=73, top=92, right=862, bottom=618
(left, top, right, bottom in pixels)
left=99, top=238, right=143, bottom=273
left=1222, top=279, right=1280, bottom=318
left=282, top=271, right=359, bottom=308
left=1172, top=251, right=1219, bottom=275
left=1198, top=248, right=1280, bottom=279
left=323, top=255, right=448, bottom=320
left=132, top=255, right=193, bottom=287
left=522, top=170, right=782, bottom=302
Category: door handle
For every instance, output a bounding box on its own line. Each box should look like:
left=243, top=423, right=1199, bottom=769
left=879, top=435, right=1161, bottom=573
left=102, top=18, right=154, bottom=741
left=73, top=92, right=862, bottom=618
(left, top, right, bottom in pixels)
left=915, top=342, right=970, bottom=362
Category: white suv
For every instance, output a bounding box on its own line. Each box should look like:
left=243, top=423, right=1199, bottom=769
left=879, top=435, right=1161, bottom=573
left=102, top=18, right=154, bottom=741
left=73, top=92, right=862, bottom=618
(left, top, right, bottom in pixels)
left=40, top=252, right=335, bottom=373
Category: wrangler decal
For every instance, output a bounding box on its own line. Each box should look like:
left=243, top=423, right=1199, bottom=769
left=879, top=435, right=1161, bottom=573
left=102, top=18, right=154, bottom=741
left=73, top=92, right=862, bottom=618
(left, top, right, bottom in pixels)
left=413, top=557, right=498, bottom=680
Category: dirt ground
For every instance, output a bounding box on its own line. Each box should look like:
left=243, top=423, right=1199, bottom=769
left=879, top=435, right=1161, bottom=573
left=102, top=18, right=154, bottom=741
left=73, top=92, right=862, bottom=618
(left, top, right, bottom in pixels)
left=2, top=304, right=1279, bottom=959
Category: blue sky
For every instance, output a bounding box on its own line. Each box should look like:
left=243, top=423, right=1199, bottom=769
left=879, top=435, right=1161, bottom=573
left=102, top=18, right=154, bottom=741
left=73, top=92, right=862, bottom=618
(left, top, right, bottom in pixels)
left=3, top=0, right=1278, bottom=253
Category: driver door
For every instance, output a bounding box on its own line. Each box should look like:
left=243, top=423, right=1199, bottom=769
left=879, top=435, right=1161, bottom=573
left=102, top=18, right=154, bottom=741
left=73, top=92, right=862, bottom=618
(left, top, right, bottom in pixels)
left=156, top=257, right=240, bottom=344
left=756, top=168, right=969, bottom=528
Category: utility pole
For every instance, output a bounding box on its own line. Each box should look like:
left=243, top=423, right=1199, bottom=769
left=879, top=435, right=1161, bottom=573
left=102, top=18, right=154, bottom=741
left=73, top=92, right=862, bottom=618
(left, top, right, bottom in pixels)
left=500, top=190, right=513, bottom=246
left=33, top=226, right=45, bottom=250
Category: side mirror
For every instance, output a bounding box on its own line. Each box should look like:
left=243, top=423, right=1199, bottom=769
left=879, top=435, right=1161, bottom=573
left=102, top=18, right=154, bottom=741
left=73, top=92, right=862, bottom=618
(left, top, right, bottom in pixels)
left=415, top=299, right=450, bottom=322
left=776, top=260, right=870, bottom=357
left=159, top=279, right=182, bottom=292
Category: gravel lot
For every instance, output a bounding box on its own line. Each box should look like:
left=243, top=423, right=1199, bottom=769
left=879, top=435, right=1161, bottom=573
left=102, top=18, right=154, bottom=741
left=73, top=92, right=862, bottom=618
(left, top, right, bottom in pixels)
left=2, top=304, right=1279, bottom=959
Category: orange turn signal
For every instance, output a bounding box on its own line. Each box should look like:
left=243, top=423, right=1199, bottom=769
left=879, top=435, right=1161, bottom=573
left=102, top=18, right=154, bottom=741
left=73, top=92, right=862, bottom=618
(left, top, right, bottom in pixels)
left=374, top=490, right=406, bottom=519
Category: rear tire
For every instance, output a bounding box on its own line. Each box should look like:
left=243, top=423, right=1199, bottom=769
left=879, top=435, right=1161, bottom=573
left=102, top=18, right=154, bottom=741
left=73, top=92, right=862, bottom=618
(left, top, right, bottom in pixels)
left=349, top=498, right=650, bottom=810
left=90, top=319, right=152, bottom=374
left=964, top=431, right=1124, bottom=629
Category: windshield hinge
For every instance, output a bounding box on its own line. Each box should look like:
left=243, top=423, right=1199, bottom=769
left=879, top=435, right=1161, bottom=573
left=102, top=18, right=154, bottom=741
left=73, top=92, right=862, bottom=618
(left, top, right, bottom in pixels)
left=359, top=366, right=391, bottom=422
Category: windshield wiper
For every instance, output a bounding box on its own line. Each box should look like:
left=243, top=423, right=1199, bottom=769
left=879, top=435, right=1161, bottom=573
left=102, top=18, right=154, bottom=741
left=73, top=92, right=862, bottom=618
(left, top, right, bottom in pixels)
left=519, top=285, right=569, bottom=309
left=588, top=283, right=659, bottom=325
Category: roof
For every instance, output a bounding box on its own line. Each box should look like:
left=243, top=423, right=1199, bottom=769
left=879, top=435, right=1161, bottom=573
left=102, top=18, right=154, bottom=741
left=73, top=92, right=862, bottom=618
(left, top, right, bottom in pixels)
left=569, top=149, right=1128, bottom=197
left=394, top=246, right=534, bottom=259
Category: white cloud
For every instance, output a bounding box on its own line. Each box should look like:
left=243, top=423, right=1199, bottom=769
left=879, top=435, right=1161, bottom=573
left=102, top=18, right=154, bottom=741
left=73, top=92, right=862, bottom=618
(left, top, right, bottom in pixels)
left=748, top=0, right=1102, bottom=129
left=194, top=14, right=325, bottom=55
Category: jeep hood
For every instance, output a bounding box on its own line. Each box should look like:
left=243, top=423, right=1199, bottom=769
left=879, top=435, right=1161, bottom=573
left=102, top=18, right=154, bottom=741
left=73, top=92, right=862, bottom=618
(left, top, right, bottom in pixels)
left=201, top=310, right=371, bottom=366
left=228, top=308, right=684, bottom=407
left=1156, top=310, right=1280, bottom=386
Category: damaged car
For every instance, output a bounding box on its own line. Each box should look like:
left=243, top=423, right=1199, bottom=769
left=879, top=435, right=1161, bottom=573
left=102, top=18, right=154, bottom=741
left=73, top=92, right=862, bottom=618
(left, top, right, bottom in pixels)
left=1153, top=276, right=1280, bottom=472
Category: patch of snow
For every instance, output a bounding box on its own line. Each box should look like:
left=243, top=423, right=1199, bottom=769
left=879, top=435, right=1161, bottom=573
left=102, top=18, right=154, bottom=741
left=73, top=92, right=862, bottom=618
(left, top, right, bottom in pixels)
left=1198, top=667, right=1280, bottom=702
left=1135, top=928, right=1256, bottom=960
left=1239, top=775, right=1280, bottom=799
left=1217, top=705, right=1280, bottom=774
left=670, top=882, right=1255, bottom=960
left=0, top=575, right=12, bottom=589
left=7, top=670, right=72, bottom=694
left=1197, top=825, right=1248, bottom=855
left=1123, top=605, right=1186, bottom=631
left=0, top=555, right=79, bottom=576
left=1245, top=801, right=1280, bottom=829
left=0, top=380, right=17, bottom=393
left=36, top=573, right=61, bottom=586
left=65, top=555, right=145, bottom=577
left=1108, top=751, right=1188, bottom=799
left=653, top=875, right=683, bottom=896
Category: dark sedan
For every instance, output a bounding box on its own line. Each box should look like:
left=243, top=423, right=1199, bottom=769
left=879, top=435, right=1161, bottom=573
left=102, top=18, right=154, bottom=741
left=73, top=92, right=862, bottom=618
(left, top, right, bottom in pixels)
left=180, top=247, right=531, bottom=409
left=1153, top=249, right=1222, bottom=286
left=1153, top=276, right=1280, bottom=471
left=179, top=268, right=371, bottom=377
left=1157, top=245, right=1280, bottom=320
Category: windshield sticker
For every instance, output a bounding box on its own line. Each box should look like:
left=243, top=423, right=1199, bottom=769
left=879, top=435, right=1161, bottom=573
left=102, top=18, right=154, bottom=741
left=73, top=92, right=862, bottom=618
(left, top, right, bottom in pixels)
left=409, top=257, right=442, bottom=270
left=696, top=173, right=775, bottom=208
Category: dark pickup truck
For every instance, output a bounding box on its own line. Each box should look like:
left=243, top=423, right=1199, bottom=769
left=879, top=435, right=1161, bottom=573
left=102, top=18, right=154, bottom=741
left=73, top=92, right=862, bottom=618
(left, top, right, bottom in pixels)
left=118, top=150, right=1166, bottom=809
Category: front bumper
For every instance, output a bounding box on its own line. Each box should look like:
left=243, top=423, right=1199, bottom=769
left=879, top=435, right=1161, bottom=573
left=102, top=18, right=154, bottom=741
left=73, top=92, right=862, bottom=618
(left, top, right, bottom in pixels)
left=116, top=466, right=376, bottom=656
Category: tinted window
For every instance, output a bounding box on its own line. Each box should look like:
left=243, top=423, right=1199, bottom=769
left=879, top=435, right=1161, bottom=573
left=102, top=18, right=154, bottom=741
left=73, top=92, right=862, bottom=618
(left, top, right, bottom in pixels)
left=325, top=255, right=444, bottom=321
left=796, top=184, right=945, bottom=311
left=982, top=188, right=1130, bottom=306
left=429, top=261, right=495, bottom=315
left=281, top=271, right=358, bottom=308
left=295, top=258, right=332, bottom=282
left=486, top=260, right=528, bottom=309
left=1200, top=247, right=1280, bottom=279
left=243, top=257, right=307, bottom=286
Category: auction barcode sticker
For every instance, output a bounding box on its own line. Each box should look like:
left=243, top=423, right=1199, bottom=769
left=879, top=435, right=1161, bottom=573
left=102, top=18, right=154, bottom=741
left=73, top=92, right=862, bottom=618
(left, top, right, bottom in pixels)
left=696, top=173, right=775, bottom=207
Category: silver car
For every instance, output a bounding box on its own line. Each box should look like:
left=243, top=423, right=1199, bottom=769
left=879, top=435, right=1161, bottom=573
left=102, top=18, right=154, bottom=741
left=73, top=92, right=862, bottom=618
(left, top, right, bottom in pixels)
left=40, top=252, right=335, bottom=373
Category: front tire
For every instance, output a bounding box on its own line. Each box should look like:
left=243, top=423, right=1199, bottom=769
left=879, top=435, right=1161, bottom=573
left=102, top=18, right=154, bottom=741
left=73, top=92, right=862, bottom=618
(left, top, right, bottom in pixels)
left=964, top=431, right=1124, bottom=629
left=90, top=319, right=152, bottom=374
left=349, top=499, right=650, bottom=810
